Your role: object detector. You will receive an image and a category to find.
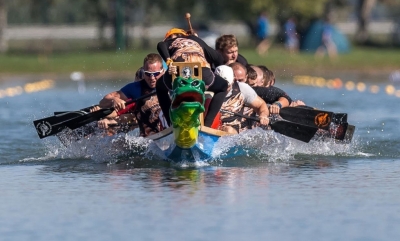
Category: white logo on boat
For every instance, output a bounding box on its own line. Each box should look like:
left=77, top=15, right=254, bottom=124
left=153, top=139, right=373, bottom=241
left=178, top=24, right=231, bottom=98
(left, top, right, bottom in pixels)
left=182, top=67, right=191, bottom=79
left=36, top=121, right=52, bottom=136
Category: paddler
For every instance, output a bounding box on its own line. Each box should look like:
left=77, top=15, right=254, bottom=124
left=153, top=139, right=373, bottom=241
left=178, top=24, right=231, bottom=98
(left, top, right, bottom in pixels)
left=156, top=28, right=229, bottom=128
left=215, top=34, right=248, bottom=66
left=214, top=65, right=270, bottom=134
left=95, top=53, right=168, bottom=137
left=254, top=65, right=305, bottom=107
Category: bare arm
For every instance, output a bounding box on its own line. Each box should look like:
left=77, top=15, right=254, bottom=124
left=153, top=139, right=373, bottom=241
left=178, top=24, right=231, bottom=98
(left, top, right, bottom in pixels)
left=99, top=90, right=129, bottom=112
left=248, top=96, right=270, bottom=125
left=269, top=97, right=290, bottom=114
left=278, top=97, right=290, bottom=108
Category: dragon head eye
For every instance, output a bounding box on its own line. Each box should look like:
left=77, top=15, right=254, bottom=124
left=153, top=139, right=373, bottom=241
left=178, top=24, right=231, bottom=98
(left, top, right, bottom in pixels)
left=191, top=80, right=200, bottom=87
left=179, top=79, right=186, bottom=86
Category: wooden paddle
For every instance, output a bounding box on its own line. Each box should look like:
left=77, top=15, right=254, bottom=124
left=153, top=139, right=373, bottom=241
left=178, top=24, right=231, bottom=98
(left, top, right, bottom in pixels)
left=220, top=110, right=318, bottom=143
left=33, top=91, right=155, bottom=139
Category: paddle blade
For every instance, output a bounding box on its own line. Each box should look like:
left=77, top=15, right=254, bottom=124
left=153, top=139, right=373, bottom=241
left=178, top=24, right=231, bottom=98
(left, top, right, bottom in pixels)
left=332, top=113, right=347, bottom=124
left=33, top=111, right=88, bottom=139
left=279, top=107, right=334, bottom=130
left=270, top=120, right=318, bottom=143
left=33, top=109, right=114, bottom=139
left=343, top=124, right=355, bottom=143
left=313, top=123, right=355, bottom=143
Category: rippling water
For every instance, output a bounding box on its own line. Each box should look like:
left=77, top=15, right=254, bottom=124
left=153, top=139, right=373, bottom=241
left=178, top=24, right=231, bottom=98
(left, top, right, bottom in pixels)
left=1, top=76, right=399, bottom=241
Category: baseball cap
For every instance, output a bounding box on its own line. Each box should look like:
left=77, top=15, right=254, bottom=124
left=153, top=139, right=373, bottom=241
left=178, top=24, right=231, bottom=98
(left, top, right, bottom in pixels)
left=164, top=28, right=188, bottom=40
left=214, top=65, right=234, bottom=85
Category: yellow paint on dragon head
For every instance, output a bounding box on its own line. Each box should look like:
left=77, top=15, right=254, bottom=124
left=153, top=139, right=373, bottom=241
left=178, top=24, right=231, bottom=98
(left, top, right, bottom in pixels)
left=170, top=76, right=205, bottom=148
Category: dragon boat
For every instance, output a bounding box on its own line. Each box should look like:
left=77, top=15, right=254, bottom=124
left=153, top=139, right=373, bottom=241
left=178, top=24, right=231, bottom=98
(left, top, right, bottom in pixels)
left=142, top=62, right=354, bottom=162
left=33, top=62, right=355, bottom=163
left=143, top=62, right=232, bottom=162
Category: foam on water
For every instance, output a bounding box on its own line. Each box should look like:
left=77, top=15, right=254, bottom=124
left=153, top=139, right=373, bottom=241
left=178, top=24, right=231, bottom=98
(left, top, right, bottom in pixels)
left=36, top=125, right=365, bottom=167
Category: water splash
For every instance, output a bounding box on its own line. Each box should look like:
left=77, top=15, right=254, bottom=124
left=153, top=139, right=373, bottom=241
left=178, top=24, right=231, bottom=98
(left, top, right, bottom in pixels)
left=38, top=126, right=363, bottom=166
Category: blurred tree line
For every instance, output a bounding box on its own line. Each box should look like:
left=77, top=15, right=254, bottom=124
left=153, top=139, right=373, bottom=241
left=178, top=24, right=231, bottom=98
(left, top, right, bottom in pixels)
left=0, top=0, right=400, bottom=53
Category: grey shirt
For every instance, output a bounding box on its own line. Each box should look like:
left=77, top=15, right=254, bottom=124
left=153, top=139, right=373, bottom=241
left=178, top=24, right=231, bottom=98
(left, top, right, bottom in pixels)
left=226, top=81, right=258, bottom=105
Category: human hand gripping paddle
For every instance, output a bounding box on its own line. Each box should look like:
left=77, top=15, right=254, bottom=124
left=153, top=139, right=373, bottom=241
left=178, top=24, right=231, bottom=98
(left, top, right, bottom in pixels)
left=33, top=91, right=156, bottom=139
left=220, top=109, right=319, bottom=143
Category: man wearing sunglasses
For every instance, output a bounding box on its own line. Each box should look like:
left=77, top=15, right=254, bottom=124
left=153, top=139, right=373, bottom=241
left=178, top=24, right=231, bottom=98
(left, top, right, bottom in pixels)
left=97, top=53, right=167, bottom=137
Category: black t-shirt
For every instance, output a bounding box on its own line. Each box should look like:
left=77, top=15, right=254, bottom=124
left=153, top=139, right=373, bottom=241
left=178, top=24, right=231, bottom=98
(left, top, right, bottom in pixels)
left=157, top=35, right=224, bottom=67
left=236, top=54, right=248, bottom=66
left=253, top=86, right=292, bottom=105
left=211, top=53, right=249, bottom=71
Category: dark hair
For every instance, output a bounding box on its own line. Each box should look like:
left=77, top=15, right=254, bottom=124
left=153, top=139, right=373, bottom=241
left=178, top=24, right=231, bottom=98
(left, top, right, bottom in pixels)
left=135, top=67, right=144, bottom=81
left=258, top=65, right=275, bottom=86
left=267, top=69, right=276, bottom=86
left=258, top=65, right=269, bottom=86
left=246, top=64, right=257, bottom=81
left=215, top=34, right=239, bottom=51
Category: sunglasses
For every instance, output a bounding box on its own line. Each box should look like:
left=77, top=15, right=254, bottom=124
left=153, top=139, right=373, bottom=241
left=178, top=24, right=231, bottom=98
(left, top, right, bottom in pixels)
left=144, top=70, right=163, bottom=77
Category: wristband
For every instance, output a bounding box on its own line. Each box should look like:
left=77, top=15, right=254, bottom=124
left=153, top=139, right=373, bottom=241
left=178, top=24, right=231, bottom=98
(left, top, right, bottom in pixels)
left=273, top=101, right=282, bottom=109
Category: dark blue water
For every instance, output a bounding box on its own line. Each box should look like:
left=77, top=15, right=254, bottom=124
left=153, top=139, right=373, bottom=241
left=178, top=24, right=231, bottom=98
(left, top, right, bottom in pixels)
left=1, top=76, right=399, bottom=241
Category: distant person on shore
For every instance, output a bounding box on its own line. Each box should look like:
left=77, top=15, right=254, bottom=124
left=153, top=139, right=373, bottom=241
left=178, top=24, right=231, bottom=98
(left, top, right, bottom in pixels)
left=284, top=17, right=299, bottom=54
left=315, top=17, right=338, bottom=61
left=215, top=34, right=248, bottom=66
left=255, top=11, right=270, bottom=56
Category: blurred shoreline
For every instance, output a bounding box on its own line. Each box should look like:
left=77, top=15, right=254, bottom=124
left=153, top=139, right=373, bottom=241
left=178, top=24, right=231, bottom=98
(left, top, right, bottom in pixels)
left=5, top=21, right=395, bottom=40
left=1, top=21, right=399, bottom=83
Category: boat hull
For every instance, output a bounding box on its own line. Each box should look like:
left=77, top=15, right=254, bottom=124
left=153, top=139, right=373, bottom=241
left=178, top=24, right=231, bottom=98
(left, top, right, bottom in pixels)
left=150, top=127, right=228, bottom=162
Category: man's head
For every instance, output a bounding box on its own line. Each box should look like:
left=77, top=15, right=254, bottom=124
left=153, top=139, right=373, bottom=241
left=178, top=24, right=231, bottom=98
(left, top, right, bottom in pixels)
left=251, top=65, right=264, bottom=87
left=228, top=62, right=247, bottom=83
left=134, top=67, right=144, bottom=82
left=246, top=65, right=257, bottom=87
left=143, top=53, right=164, bottom=88
left=214, top=65, right=234, bottom=86
left=258, top=65, right=275, bottom=87
left=215, top=34, right=239, bottom=65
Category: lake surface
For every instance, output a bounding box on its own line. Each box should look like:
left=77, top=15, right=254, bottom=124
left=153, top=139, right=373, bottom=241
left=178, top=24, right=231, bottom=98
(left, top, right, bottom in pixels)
left=1, top=75, right=399, bottom=241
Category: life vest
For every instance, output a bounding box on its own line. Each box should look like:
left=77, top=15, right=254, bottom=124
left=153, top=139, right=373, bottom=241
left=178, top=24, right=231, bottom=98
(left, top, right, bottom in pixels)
left=133, top=88, right=165, bottom=137
left=219, top=82, right=250, bottom=132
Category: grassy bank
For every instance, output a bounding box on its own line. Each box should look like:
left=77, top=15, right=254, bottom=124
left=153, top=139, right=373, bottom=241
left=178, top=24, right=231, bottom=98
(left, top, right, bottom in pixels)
left=0, top=46, right=399, bottom=79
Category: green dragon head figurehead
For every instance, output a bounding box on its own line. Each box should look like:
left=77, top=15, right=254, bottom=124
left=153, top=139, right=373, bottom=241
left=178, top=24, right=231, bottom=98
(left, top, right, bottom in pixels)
left=169, top=76, right=206, bottom=148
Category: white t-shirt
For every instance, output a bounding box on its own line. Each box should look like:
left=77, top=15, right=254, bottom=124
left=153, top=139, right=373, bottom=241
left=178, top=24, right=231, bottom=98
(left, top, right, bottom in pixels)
left=226, top=81, right=258, bottom=105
